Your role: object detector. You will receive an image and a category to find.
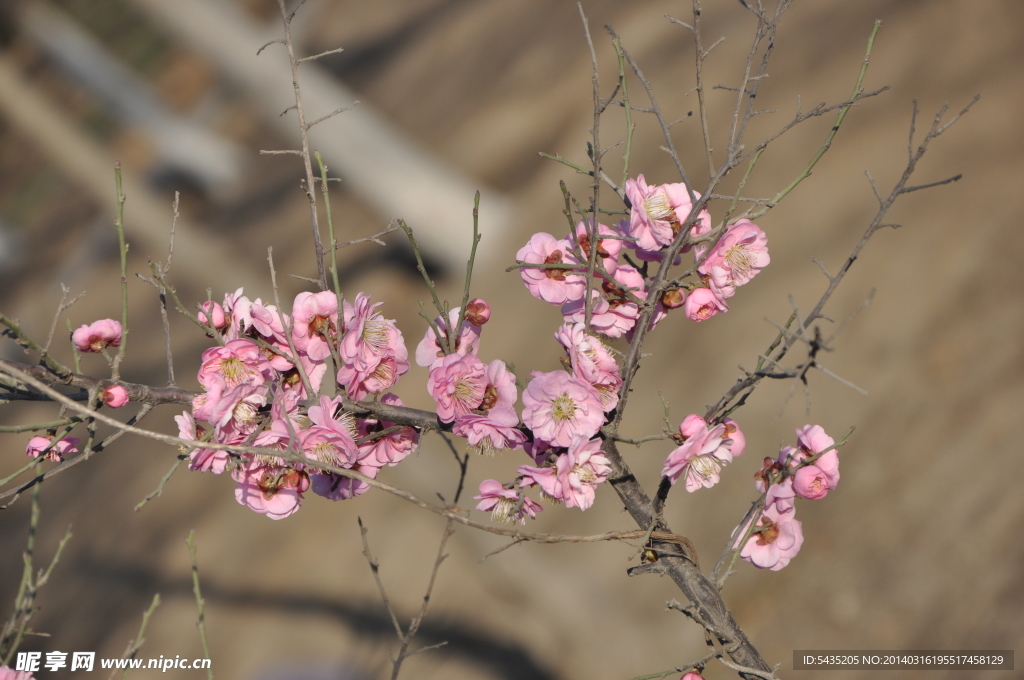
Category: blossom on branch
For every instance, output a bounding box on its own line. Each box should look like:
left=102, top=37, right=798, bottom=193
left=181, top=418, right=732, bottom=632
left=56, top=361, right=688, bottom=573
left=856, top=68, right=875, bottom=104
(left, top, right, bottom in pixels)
left=516, top=232, right=586, bottom=305
left=521, top=370, right=605, bottom=447
left=25, top=435, right=80, bottom=462
left=624, top=174, right=711, bottom=252
left=71, top=318, right=122, bottom=353
left=474, top=479, right=542, bottom=524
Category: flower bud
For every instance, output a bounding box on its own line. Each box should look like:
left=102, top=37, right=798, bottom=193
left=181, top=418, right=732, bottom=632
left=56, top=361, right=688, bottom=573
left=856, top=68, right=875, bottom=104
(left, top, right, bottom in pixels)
left=102, top=384, right=130, bottom=408
left=465, top=298, right=491, bottom=326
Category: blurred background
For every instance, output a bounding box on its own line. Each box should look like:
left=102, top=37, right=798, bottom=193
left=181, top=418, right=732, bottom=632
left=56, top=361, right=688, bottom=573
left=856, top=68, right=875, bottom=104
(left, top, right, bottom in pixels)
left=0, top=0, right=1020, bottom=678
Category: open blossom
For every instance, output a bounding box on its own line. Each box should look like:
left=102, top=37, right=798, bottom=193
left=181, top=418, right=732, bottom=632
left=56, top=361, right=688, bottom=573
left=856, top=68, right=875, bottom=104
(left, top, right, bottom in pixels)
left=311, top=460, right=380, bottom=500
left=738, top=502, right=804, bottom=571
left=197, top=338, right=274, bottom=391
left=233, top=461, right=309, bottom=520
left=356, top=394, right=420, bottom=466
left=683, top=286, right=728, bottom=322
left=521, top=371, right=605, bottom=447
left=555, top=322, right=621, bottom=411
left=175, top=411, right=230, bottom=474
left=568, top=219, right=622, bottom=276
left=71, top=318, right=122, bottom=353
left=427, top=353, right=487, bottom=422
left=698, top=219, right=769, bottom=300
left=338, top=293, right=409, bottom=400
left=291, top=291, right=339, bottom=361
left=519, top=437, right=610, bottom=510
left=102, top=384, right=129, bottom=408
left=25, top=435, right=80, bottom=462
left=625, top=174, right=711, bottom=252
left=561, top=290, right=640, bottom=339
left=195, top=382, right=268, bottom=439
left=415, top=308, right=482, bottom=368
left=474, top=480, right=543, bottom=524
left=662, top=416, right=744, bottom=492
left=516, top=232, right=586, bottom=304
left=452, top=360, right=526, bottom=455
left=783, top=424, right=840, bottom=498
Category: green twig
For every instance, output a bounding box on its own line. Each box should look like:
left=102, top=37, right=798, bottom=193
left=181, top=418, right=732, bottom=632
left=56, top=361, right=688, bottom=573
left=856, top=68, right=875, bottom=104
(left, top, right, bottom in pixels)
left=118, top=594, right=161, bottom=680
left=186, top=531, right=214, bottom=680
left=112, top=163, right=129, bottom=381
left=749, top=20, right=882, bottom=221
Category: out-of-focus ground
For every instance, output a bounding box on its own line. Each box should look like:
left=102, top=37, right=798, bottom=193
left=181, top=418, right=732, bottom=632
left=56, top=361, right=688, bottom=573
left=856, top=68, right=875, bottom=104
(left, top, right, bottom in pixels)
left=0, top=1, right=1021, bottom=679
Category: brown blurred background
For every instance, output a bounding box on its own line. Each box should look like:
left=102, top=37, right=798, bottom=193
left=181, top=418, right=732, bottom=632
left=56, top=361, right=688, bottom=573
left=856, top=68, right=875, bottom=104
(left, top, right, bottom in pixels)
left=0, top=1, right=1021, bottom=679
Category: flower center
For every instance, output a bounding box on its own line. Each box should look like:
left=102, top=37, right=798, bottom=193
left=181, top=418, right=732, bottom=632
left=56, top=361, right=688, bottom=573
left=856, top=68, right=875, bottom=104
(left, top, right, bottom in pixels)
left=309, top=314, right=334, bottom=338
left=232, top=400, right=259, bottom=425
left=551, top=393, right=577, bottom=422
left=644, top=191, right=674, bottom=222
left=543, top=250, right=567, bottom=280
left=361, top=316, right=390, bottom=353
left=310, top=441, right=345, bottom=468
left=756, top=518, right=780, bottom=545
left=479, top=384, right=498, bottom=412
left=573, top=461, right=597, bottom=484
left=491, top=497, right=517, bottom=523
left=689, top=454, right=722, bottom=482
left=725, top=244, right=756, bottom=280
left=220, top=357, right=249, bottom=387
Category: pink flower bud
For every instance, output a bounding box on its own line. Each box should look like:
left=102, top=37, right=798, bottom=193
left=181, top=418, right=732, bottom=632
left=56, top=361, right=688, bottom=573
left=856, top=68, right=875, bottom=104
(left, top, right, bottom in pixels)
left=71, top=319, right=122, bottom=353
left=102, top=384, right=130, bottom=408
left=198, top=301, right=227, bottom=330
left=464, top=298, right=491, bottom=326
left=683, top=287, right=727, bottom=322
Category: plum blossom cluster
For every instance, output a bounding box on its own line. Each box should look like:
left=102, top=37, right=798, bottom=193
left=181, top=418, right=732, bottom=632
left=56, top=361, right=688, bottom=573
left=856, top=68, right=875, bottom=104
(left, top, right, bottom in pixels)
left=737, top=424, right=840, bottom=570
left=179, top=288, right=418, bottom=520
left=465, top=320, right=620, bottom=521
left=661, top=414, right=746, bottom=493
left=515, top=175, right=769, bottom=333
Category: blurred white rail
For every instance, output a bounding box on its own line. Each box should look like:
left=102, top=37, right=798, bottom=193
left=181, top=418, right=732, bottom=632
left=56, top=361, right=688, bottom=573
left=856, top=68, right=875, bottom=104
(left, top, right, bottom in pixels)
left=131, top=0, right=512, bottom=269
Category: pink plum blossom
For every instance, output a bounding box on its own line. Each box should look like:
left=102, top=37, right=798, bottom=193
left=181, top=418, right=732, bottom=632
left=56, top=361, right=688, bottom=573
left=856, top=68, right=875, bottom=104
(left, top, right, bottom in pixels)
left=681, top=673, right=705, bottom=680
left=561, top=290, right=640, bottom=339
left=415, top=308, right=482, bottom=367
left=464, top=298, right=491, bottom=326
left=454, top=409, right=527, bottom=456
left=337, top=293, right=409, bottom=400
left=683, top=286, right=728, bottom=322
left=474, top=480, right=543, bottom=524
left=291, top=291, right=339, bottom=361
left=518, top=437, right=610, bottom=510
left=71, top=318, right=122, bottom=353
left=738, top=502, right=804, bottom=571
left=102, top=384, right=130, bottom=408
left=25, top=435, right=80, bottom=462
left=175, top=411, right=230, bottom=474
left=662, top=416, right=743, bottom=492
left=310, top=460, right=380, bottom=501
left=194, top=382, right=268, bottom=440
left=516, top=232, right=586, bottom=304
left=0, top=666, right=35, bottom=680
left=521, top=371, right=605, bottom=447
left=624, top=174, right=711, bottom=252
left=427, top=353, right=487, bottom=422
left=555, top=322, right=621, bottom=411
left=697, top=219, right=769, bottom=298
left=567, top=219, right=622, bottom=276
left=198, top=301, right=227, bottom=331
left=233, top=461, right=309, bottom=520
left=783, top=424, right=840, bottom=497
left=355, top=394, right=420, bottom=466
left=197, top=338, right=274, bottom=391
